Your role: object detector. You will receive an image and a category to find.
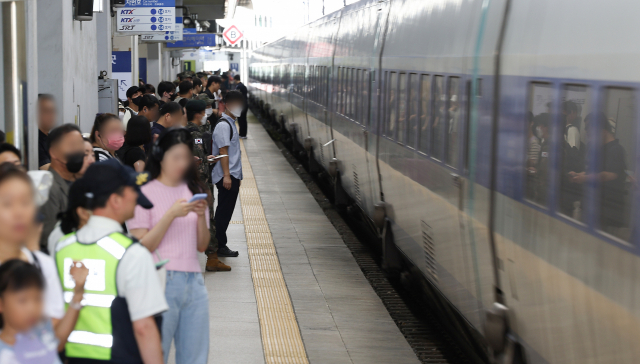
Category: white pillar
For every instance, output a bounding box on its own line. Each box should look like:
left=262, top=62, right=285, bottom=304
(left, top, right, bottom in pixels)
left=96, top=0, right=112, bottom=78
left=132, top=35, right=139, bottom=87
left=25, top=0, right=38, bottom=169
left=147, top=43, right=161, bottom=86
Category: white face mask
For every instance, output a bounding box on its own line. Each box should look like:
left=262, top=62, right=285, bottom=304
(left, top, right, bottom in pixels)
left=119, top=111, right=125, bottom=120
left=535, top=126, right=543, bottom=139
left=205, top=108, right=213, bottom=117
left=229, top=106, right=243, bottom=117
left=200, top=114, right=208, bottom=125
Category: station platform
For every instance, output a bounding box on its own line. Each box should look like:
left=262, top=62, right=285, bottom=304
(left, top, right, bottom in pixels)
left=169, top=112, right=420, bottom=364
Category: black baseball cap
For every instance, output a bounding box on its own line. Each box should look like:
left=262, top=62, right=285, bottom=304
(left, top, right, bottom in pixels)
left=81, top=159, right=153, bottom=209
left=185, top=100, right=206, bottom=113
left=126, top=86, right=140, bottom=99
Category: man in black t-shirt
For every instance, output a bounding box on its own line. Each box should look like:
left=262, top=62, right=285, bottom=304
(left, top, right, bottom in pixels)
left=570, top=113, right=628, bottom=229
left=38, top=94, right=57, bottom=169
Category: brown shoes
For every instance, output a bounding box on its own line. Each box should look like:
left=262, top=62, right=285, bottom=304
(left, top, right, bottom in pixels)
left=205, top=253, right=231, bottom=272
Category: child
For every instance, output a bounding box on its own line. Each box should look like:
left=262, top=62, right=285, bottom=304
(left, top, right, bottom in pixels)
left=0, top=259, right=86, bottom=364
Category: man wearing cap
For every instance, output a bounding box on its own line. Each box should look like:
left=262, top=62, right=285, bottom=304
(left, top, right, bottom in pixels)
left=123, top=86, right=142, bottom=127
left=196, top=93, right=221, bottom=123
left=54, top=159, right=167, bottom=363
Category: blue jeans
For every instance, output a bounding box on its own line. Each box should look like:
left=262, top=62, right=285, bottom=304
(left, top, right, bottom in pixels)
left=162, top=271, right=209, bottom=364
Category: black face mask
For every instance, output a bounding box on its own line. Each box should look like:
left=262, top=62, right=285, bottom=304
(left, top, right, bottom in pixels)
left=132, top=96, right=143, bottom=107
left=169, top=93, right=177, bottom=101
left=65, top=151, right=85, bottom=174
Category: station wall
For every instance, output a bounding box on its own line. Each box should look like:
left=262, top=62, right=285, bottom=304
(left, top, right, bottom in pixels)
left=37, top=0, right=98, bottom=133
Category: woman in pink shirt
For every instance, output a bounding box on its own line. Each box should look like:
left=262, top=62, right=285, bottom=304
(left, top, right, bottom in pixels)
left=128, top=128, right=210, bottom=364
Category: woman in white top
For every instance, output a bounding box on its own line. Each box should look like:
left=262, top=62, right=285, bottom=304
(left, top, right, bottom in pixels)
left=0, top=163, right=87, bottom=345
left=90, top=113, right=125, bottom=162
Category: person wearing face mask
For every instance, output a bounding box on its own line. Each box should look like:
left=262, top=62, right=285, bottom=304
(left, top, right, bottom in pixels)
left=123, top=86, right=143, bottom=129
left=90, top=113, right=125, bottom=162
left=210, top=91, right=245, bottom=258
left=196, top=93, right=218, bottom=122
left=39, top=124, right=85, bottom=253
left=157, top=81, right=177, bottom=105
left=185, top=100, right=214, bottom=182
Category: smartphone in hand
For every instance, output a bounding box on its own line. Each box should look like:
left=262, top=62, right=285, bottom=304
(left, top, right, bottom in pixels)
left=188, top=193, right=208, bottom=203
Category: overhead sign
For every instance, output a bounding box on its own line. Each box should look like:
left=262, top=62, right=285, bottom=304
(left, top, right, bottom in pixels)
left=223, top=25, right=243, bottom=46
left=141, top=16, right=183, bottom=42
left=112, top=51, right=132, bottom=101
left=116, top=0, right=175, bottom=33
left=166, top=28, right=216, bottom=48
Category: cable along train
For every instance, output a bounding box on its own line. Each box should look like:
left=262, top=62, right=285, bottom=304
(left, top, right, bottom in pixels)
left=248, top=0, right=640, bottom=363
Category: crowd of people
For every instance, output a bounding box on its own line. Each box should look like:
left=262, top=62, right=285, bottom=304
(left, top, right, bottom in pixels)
left=0, top=70, right=248, bottom=363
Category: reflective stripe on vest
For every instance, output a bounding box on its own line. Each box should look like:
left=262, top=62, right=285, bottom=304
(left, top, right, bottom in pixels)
left=64, top=292, right=116, bottom=308
left=55, top=232, right=135, bottom=360
left=68, top=331, right=113, bottom=348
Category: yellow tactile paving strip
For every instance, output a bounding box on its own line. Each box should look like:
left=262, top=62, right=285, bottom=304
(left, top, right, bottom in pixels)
left=238, top=139, right=310, bottom=364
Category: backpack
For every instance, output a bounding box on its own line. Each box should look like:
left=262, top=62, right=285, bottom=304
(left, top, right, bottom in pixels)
left=213, top=118, right=234, bottom=144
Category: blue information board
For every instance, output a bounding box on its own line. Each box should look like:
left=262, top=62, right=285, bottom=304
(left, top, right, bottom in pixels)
left=117, top=0, right=175, bottom=33
left=166, top=28, right=216, bottom=48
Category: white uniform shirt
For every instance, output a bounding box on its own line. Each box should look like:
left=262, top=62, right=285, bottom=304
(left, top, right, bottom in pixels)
left=75, top=215, right=168, bottom=321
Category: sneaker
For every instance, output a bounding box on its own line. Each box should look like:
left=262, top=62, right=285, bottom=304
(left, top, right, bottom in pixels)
left=217, top=246, right=239, bottom=257
left=205, top=253, right=231, bottom=272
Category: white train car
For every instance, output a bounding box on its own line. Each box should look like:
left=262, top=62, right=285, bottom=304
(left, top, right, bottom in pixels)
left=248, top=0, right=640, bottom=363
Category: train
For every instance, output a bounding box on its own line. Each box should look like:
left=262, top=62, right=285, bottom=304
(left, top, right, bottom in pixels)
left=246, top=0, right=640, bottom=363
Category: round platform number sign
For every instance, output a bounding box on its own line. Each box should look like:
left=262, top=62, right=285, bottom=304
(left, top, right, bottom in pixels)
left=223, top=25, right=244, bottom=46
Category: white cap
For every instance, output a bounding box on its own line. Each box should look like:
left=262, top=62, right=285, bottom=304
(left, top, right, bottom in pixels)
left=27, top=171, right=53, bottom=207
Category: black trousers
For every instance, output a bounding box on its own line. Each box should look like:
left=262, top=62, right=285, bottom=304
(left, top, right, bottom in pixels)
left=238, top=107, right=248, bottom=137
left=214, top=176, right=241, bottom=249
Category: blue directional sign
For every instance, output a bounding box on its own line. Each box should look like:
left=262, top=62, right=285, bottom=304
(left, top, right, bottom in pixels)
left=112, top=51, right=132, bottom=101
left=117, top=0, right=175, bottom=33
left=166, top=28, right=216, bottom=48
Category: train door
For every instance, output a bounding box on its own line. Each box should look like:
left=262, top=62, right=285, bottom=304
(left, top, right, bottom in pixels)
left=370, top=1, right=391, bottom=206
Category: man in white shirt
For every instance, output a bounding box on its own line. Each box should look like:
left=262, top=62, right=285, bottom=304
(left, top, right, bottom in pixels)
left=210, top=91, right=244, bottom=258
left=57, top=159, right=167, bottom=364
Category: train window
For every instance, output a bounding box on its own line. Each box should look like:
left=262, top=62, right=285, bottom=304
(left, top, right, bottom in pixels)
left=386, top=72, right=398, bottom=137
left=340, top=67, right=346, bottom=115
left=362, top=70, right=370, bottom=126
left=355, top=69, right=361, bottom=122
left=524, top=82, right=554, bottom=207
left=344, top=68, right=350, bottom=116
left=348, top=68, right=354, bottom=118
left=557, top=85, right=591, bottom=222
left=445, top=77, right=461, bottom=168
left=336, top=67, right=343, bottom=113
left=407, top=73, right=419, bottom=149
left=431, top=76, right=444, bottom=160
left=418, top=74, right=431, bottom=153
left=463, top=80, right=472, bottom=171
left=397, top=73, right=408, bottom=144
left=594, top=88, right=636, bottom=241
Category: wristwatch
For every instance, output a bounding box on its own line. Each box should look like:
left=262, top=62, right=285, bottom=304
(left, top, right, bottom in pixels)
left=69, top=298, right=83, bottom=310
